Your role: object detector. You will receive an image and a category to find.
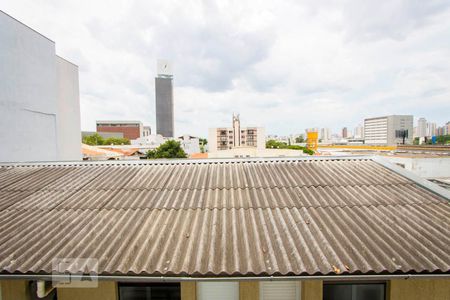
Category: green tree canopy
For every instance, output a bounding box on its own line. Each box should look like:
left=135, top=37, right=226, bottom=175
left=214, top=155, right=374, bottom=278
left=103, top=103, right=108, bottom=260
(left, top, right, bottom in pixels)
left=82, top=133, right=130, bottom=146
left=265, top=139, right=314, bottom=155
left=82, top=133, right=104, bottom=146
left=146, top=140, right=187, bottom=159
left=436, top=135, right=450, bottom=145
left=266, top=139, right=288, bottom=149
left=295, top=136, right=305, bottom=143
left=199, top=138, right=208, bottom=153
left=103, top=137, right=131, bottom=145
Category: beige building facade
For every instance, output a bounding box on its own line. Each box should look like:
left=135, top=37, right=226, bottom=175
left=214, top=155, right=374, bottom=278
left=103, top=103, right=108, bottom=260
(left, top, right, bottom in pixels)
left=209, top=114, right=265, bottom=152
left=2, top=278, right=449, bottom=300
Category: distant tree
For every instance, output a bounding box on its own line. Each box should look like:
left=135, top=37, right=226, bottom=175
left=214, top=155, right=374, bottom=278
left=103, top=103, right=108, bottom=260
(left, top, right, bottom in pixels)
left=82, top=133, right=104, bottom=146
left=103, top=137, right=130, bottom=145
left=146, top=140, right=187, bottom=159
left=199, top=138, right=208, bottom=153
left=303, top=148, right=314, bottom=155
left=295, top=136, right=304, bottom=143
left=436, top=135, right=450, bottom=145
left=82, top=134, right=130, bottom=146
left=266, top=140, right=313, bottom=154
left=266, top=140, right=288, bottom=149
left=287, top=145, right=303, bottom=150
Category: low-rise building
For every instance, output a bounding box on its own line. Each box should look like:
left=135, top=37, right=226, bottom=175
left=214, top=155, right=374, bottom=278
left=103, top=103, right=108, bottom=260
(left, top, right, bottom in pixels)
left=143, top=126, right=151, bottom=137
left=96, top=120, right=144, bottom=140
left=178, top=135, right=200, bottom=155
left=131, top=134, right=165, bottom=148
left=208, top=147, right=307, bottom=158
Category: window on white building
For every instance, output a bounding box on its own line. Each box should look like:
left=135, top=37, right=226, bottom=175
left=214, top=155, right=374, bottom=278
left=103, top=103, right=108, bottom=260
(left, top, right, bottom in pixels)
left=260, top=281, right=300, bottom=300
left=197, top=282, right=239, bottom=300
left=323, top=283, right=385, bottom=300
left=119, top=283, right=180, bottom=300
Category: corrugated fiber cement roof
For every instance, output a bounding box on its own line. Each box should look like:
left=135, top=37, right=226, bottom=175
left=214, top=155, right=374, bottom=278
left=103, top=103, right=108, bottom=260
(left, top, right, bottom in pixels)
left=0, top=157, right=449, bottom=278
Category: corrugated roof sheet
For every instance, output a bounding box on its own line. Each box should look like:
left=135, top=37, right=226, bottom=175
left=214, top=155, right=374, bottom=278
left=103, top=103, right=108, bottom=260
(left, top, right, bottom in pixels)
left=0, top=158, right=449, bottom=277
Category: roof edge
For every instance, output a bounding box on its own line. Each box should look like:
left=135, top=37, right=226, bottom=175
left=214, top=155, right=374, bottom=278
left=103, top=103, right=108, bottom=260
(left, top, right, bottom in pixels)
left=56, top=55, right=78, bottom=68
left=1, top=273, right=449, bottom=282
left=0, top=10, right=55, bottom=43
left=372, top=155, right=450, bottom=201
left=0, top=155, right=374, bottom=167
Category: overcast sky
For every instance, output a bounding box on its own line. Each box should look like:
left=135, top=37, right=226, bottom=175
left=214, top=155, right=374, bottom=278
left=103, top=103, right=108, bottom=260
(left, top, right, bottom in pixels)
left=2, top=0, right=450, bottom=137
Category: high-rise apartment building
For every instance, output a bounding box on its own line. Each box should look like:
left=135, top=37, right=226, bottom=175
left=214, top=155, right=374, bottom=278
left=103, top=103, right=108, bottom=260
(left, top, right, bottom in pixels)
left=417, top=118, right=427, bottom=138
left=364, top=115, right=413, bottom=145
left=342, top=127, right=348, bottom=138
left=354, top=124, right=364, bottom=139
left=436, top=122, right=450, bottom=136
left=319, top=128, right=331, bottom=143
left=155, top=59, right=174, bottom=137
left=0, top=11, right=81, bottom=162
left=209, top=114, right=265, bottom=151
left=427, top=122, right=436, bottom=137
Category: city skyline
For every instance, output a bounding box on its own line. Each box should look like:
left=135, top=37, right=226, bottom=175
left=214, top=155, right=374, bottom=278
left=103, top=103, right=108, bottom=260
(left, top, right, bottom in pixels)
left=2, top=1, right=450, bottom=137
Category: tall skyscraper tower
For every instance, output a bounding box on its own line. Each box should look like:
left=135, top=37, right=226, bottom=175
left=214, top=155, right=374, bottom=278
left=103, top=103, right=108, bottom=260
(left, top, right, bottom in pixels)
left=155, top=59, right=174, bottom=137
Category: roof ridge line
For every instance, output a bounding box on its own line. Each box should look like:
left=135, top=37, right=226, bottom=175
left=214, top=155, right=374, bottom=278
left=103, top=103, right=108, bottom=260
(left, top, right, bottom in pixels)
left=0, top=182, right=418, bottom=193
left=3, top=202, right=447, bottom=212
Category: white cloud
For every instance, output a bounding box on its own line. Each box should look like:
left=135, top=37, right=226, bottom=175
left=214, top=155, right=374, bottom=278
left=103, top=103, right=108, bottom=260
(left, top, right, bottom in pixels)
left=2, top=0, right=450, bottom=137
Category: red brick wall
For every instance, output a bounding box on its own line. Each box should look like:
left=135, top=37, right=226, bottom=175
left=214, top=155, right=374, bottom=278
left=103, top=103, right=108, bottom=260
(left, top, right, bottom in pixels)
left=97, top=126, right=140, bottom=140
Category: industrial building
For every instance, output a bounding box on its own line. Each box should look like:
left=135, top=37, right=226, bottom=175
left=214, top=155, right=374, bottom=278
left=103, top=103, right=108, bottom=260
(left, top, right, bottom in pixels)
left=364, top=115, right=413, bottom=146
left=155, top=60, right=174, bottom=137
left=208, top=114, right=265, bottom=152
left=96, top=120, right=144, bottom=140
left=0, top=10, right=81, bottom=162
left=0, top=157, right=449, bottom=300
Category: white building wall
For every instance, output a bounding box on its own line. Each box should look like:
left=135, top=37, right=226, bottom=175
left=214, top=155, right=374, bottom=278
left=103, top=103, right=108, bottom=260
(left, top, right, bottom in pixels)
left=56, top=56, right=81, bottom=160
left=387, top=115, right=413, bottom=145
left=256, top=127, right=266, bottom=150
left=427, top=122, right=436, bottom=137
left=417, top=118, right=427, bottom=138
left=320, top=128, right=332, bottom=143
left=0, top=12, right=80, bottom=162
left=178, top=135, right=200, bottom=155
left=208, top=128, right=218, bottom=152
left=131, top=134, right=165, bottom=147
left=364, top=117, right=388, bottom=145
left=354, top=125, right=364, bottom=139
left=364, top=115, right=413, bottom=145
left=384, top=157, right=450, bottom=178
left=0, top=11, right=58, bottom=162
